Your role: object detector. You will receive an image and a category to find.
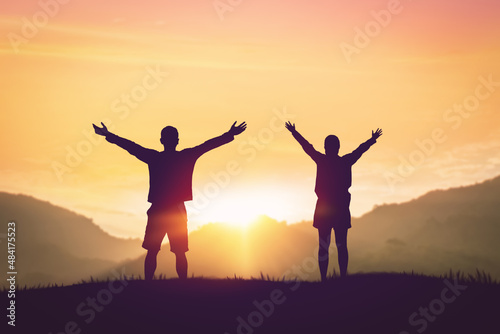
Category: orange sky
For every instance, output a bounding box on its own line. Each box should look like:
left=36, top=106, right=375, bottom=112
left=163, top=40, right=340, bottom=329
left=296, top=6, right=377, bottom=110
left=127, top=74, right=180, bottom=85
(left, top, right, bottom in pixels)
left=1, top=0, right=499, bottom=237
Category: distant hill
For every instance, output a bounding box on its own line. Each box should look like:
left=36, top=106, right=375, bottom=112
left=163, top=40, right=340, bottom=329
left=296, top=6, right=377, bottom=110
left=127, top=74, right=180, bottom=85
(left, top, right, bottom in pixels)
left=7, top=274, right=500, bottom=334
left=349, top=175, right=500, bottom=277
left=116, top=175, right=500, bottom=281
left=108, top=217, right=318, bottom=281
left=1, top=174, right=499, bottom=286
left=0, top=193, right=143, bottom=286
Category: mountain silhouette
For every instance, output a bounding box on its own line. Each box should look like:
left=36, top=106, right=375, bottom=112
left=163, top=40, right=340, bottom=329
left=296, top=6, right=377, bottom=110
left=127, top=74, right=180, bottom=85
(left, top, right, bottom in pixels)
left=112, top=175, right=500, bottom=281
left=1, top=175, right=499, bottom=286
left=0, top=193, right=142, bottom=286
left=349, top=176, right=500, bottom=277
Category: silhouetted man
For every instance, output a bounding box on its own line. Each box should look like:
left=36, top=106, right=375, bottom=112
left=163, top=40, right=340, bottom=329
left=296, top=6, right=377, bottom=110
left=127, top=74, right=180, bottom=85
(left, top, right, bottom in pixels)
left=93, top=121, right=247, bottom=280
left=285, top=122, right=382, bottom=280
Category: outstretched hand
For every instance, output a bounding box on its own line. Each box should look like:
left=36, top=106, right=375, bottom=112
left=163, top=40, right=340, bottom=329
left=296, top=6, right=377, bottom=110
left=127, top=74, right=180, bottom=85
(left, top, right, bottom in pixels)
left=372, top=128, right=383, bottom=140
left=228, top=121, right=247, bottom=136
left=285, top=121, right=296, bottom=133
left=93, top=122, right=110, bottom=136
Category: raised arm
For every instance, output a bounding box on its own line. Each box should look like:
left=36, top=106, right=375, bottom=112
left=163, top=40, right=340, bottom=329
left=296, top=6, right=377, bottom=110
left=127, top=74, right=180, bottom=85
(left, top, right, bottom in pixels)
left=192, top=121, right=247, bottom=156
left=285, top=122, right=322, bottom=162
left=345, top=128, right=383, bottom=164
left=93, top=122, right=155, bottom=163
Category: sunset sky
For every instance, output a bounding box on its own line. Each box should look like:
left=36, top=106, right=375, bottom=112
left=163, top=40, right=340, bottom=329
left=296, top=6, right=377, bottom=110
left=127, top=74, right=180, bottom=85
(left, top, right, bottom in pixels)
left=1, top=0, right=499, bottom=238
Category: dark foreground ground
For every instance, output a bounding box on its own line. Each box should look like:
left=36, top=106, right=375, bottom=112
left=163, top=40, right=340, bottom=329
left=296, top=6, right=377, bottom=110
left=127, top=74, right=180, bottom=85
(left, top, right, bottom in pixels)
left=3, top=273, right=499, bottom=334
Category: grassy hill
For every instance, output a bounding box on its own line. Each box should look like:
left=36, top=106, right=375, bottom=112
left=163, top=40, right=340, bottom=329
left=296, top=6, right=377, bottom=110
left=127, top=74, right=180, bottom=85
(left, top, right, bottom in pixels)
left=5, top=273, right=498, bottom=334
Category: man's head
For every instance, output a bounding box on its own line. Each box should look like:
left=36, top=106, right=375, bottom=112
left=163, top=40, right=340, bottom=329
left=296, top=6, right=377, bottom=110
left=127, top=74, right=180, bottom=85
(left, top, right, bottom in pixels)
left=324, top=135, right=340, bottom=156
left=160, top=126, right=179, bottom=149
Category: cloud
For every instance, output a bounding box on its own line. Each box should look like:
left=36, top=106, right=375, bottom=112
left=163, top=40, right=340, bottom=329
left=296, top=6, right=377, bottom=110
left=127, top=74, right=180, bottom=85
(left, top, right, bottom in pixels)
left=427, top=140, right=500, bottom=181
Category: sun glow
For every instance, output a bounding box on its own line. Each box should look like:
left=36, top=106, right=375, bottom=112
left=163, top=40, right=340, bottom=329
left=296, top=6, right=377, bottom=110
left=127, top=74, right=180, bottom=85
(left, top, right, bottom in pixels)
left=192, top=191, right=287, bottom=230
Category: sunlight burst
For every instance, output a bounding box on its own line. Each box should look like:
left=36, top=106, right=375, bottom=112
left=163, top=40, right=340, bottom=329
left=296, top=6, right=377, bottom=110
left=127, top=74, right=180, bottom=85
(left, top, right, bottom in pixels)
left=193, top=192, right=285, bottom=229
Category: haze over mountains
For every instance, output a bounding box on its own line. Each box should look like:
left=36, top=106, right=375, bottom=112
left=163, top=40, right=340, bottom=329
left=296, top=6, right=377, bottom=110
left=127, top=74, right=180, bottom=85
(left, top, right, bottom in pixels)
left=0, top=193, right=143, bottom=285
left=1, top=175, right=499, bottom=286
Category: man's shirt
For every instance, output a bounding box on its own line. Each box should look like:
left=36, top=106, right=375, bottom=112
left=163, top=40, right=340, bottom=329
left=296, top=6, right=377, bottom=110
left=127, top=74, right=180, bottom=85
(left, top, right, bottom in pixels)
left=106, top=132, right=234, bottom=205
left=293, top=132, right=376, bottom=202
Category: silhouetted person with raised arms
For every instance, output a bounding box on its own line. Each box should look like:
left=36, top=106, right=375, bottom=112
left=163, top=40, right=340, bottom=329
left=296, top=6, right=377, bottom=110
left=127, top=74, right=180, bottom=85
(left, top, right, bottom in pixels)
left=93, top=121, right=247, bottom=280
left=285, top=122, right=382, bottom=280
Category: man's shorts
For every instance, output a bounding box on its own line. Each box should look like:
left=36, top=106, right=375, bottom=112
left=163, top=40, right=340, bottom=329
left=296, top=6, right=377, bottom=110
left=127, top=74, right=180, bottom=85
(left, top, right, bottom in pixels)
left=313, top=196, right=351, bottom=230
left=142, top=203, right=188, bottom=253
